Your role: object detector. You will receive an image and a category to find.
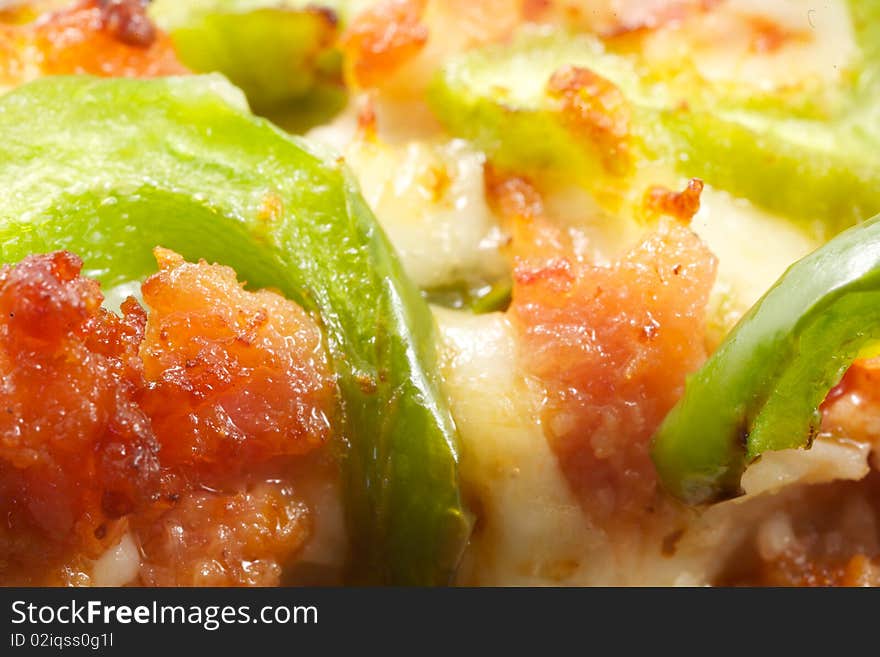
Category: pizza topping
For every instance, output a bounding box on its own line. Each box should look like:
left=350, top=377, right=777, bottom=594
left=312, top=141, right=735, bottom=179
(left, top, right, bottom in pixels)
left=644, top=178, right=704, bottom=223
left=509, top=205, right=716, bottom=521
left=546, top=65, right=632, bottom=175
left=342, top=0, right=428, bottom=88
left=653, top=215, right=880, bottom=504
left=99, top=0, right=156, bottom=48
left=0, top=249, right=335, bottom=585
left=26, top=0, right=183, bottom=79
left=136, top=482, right=311, bottom=587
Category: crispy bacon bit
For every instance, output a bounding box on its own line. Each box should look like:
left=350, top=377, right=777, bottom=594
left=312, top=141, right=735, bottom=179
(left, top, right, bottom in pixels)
left=0, top=0, right=186, bottom=86
left=356, top=94, right=379, bottom=139
left=547, top=65, right=632, bottom=175
left=644, top=178, right=704, bottom=223
left=509, top=211, right=716, bottom=522
left=137, top=483, right=311, bottom=586
left=0, top=252, right=158, bottom=580
left=341, top=0, right=428, bottom=88
left=139, top=248, right=334, bottom=474
left=0, top=249, right=335, bottom=585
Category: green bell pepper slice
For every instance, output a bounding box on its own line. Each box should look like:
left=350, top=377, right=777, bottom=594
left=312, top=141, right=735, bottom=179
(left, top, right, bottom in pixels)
left=149, top=0, right=347, bottom=126
left=0, top=74, right=470, bottom=585
left=651, top=213, right=880, bottom=504
left=428, top=30, right=880, bottom=237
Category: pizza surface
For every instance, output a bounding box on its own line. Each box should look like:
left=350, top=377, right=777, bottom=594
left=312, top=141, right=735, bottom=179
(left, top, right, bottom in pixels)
left=1, top=0, right=880, bottom=586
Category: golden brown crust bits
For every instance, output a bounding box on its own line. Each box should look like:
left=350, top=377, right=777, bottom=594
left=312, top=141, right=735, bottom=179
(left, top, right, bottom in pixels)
left=139, top=247, right=335, bottom=474
left=356, top=94, right=379, bottom=139
left=484, top=165, right=546, bottom=223
left=746, top=15, right=809, bottom=55
left=644, top=178, right=704, bottom=223
left=341, top=0, right=428, bottom=88
left=0, top=0, right=187, bottom=83
left=0, top=252, right=159, bottom=582
left=546, top=65, right=632, bottom=175
left=0, top=249, right=335, bottom=585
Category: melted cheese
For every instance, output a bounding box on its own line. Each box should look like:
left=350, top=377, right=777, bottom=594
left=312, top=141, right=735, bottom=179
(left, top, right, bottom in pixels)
left=663, top=0, right=857, bottom=92
left=690, top=186, right=822, bottom=341
left=310, top=101, right=509, bottom=290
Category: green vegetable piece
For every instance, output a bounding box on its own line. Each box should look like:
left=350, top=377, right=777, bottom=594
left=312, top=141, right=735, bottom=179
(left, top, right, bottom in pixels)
left=428, top=34, right=641, bottom=188
left=150, top=0, right=346, bottom=120
left=656, top=109, right=880, bottom=237
left=428, top=31, right=880, bottom=237
left=651, top=213, right=880, bottom=504
left=0, top=75, right=469, bottom=585
left=423, top=277, right=512, bottom=314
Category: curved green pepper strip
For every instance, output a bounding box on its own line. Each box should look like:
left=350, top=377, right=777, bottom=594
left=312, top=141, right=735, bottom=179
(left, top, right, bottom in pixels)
left=149, top=0, right=346, bottom=127
left=651, top=213, right=880, bottom=505
left=0, top=74, right=470, bottom=585
left=428, top=31, right=880, bottom=237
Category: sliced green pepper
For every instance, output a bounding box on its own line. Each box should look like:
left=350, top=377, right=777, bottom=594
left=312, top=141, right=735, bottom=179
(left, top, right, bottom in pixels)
left=0, top=74, right=469, bottom=584
left=149, top=0, right=347, bottom=125
left=428, top=31, right=880, bottom=237
left=651, top=213, right=880, bottom=505
left=428, top=33, right=641, bottom=190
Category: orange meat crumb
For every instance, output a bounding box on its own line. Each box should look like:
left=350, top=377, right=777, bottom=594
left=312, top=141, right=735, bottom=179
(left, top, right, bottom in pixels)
left=643, top=178, right=705, bottom=223
left=0, top=252, right=158, bottom=578
left=139, top=248, right=333, bottom=475
left=137, top=482, right=311, bottom=587
left=0, top=0, right=186, bottom=88
left=0, top=249, right=335, bottom=585
left=508, top=195, right=716, bottom=522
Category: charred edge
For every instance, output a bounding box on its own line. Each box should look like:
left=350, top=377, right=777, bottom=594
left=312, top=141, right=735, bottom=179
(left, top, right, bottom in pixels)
left=99, top=0, right=157, bottom=48
left=661, top=528, right=685, bottom=556
left=307, top=4, right=340, bottom=29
